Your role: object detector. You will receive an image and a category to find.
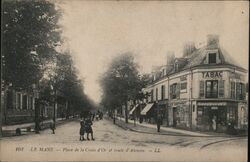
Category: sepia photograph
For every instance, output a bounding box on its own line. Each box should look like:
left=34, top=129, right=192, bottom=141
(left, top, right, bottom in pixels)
left=0, top=0, right=249, bottom=162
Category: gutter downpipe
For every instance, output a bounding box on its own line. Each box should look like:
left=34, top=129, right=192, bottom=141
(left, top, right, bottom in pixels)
left=167, top=76, right=170, bottom=127
left=190, top=67, right=193, bottom=130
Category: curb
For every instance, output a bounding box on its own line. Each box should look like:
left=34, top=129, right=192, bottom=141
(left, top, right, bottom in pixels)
left=2, top=119, right=76, bottom=137
left=111, top=118, right=247, bottom=138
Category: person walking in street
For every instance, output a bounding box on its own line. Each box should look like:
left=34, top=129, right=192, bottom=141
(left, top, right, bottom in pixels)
left=79, top=119, right=85, bottom=141
left=50, top=120, right=56, bottom=134
left=85, top=116, right=95, bottom=140
left=156, top=115, right=162, bottom=132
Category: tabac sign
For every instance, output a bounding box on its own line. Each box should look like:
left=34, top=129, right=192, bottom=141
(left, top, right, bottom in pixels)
left=202, top=71, right=223, bottom=79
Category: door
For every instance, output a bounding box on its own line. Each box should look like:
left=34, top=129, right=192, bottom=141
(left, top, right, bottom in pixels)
left=173, top=107, right=177, bottom=127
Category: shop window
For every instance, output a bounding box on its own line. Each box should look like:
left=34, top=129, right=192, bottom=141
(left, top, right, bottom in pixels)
left=180, top=82, right=187, bottom=93
left=208, top=53, right=216, bottom=64
left=206, top=80, right=218, bottom=98
left=227, top=107, right=236, bottom=122
left=161, top=85, right=165, bottom=100
left=231, top=82, right=235, bottom=99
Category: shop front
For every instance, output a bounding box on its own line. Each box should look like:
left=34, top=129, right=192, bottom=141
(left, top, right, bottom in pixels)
left=169, top=100, right=190, bottom=129
left=196, top=101, right=238, bottom=132
left=157, top=100, right=168, bottom=126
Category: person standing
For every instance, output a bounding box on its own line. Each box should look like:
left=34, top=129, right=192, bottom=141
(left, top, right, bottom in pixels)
left=79, top=120, right=85, bottom=141
left=212, top=116, right=217, bottom=131
left=157, top=115, right=162, bottom=132
left=85, top=117, right=95, bottom=140
left=50, top=120, right=56, bottom=134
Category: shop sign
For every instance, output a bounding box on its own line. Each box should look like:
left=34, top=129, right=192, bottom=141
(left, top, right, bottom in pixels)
left=197, top=102, right=227, bottom=106
left=202, top=71, right=223, bottom=78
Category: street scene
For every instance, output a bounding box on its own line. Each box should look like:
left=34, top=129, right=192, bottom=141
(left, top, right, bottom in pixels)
left=1, top=0, right=249, bottom=162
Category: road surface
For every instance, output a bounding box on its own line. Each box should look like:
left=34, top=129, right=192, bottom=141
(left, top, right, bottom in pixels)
left=1, top=119, right=248, bottom=162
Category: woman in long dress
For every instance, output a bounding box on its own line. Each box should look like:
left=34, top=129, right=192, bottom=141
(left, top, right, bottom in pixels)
left=212, top=116, right=217, bottom=131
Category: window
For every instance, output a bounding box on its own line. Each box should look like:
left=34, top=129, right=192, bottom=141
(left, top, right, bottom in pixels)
left=7, top=91, right=13, bottom=109
left=239, top=83, right=245, bottom=100
left=161, top=85, right=165, bottom=100
left=151, top=90, right=154, bottom=102
left=156, top=88, right=158, bottom=101
left=22, top=95, right=27, bottom=109
left=170, top=83, right=177, bottom=99
left=16, top=93, right=21, bottom=109
left=200, top=81, right=205, bottom=98
left=208, top=53, right=216, bottom=64
left=206, top=80, right=218, bottom=98
left=218, top=80, right=225, bottom=98
left=180, top=82, right=187, bottom=93
left=231, top=82, right=235, bottom=99
left=192, top=105, right=195, bottom=112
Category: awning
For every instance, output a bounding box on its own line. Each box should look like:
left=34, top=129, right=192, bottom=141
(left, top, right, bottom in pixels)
left=129, top=104, right=139, bottom=115
left=140, top=103, right=154, bottom=115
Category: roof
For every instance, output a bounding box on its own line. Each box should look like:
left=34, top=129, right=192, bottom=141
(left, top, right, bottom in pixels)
left=182, top=44, right=244, bottom=70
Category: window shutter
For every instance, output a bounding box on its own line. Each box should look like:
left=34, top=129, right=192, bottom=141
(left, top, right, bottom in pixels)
left=231, top=82, right=235, bottom=99
left=170, top=85, right=173, bottom=99
left=218, top=80, right=225, bottom=98
left=242, top=83, right=246, bottom=100
left=176, top=83, right=180, bottom=99
left=200, top=80, right=205, bottom=98
left=236, top=82, right=240, bottom=100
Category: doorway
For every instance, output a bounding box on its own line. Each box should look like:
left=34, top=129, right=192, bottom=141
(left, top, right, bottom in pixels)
left=173, top=107, right=177, bottom=127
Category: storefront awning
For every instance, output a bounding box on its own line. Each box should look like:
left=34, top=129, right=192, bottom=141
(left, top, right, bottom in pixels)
left=140, top=103, right=154, bottom=115
left=129, top=104, right=139, bottom=115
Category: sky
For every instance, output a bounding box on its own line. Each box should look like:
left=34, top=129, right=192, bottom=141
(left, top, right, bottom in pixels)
left=58, top=1, right=249, bottom=104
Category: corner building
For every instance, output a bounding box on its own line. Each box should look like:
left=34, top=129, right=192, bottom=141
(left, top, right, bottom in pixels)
left=142, top=35, right=248, bottom=132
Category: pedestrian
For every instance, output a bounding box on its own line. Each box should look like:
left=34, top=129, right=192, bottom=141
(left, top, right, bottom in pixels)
left=79, top=119, right=85, bottom=141
left=50, top=120, right=56, bottom=134
left=99, top=112, right=103, bottom=120
left=85, top=116, right=95, bottom=140
left=212, top=116, right=217, bottom=131
left=156, top=115, right=162, bottom=132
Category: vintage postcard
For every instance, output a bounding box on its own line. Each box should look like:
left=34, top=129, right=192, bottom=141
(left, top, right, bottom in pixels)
left=0, top=0, right=248, bottom=162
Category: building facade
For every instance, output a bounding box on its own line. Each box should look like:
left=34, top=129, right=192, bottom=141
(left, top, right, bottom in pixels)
left=141, top=35, right=248, bottom=132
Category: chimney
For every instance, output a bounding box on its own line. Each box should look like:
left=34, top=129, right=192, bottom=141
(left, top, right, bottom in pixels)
left=166, top=51, right=175, bottom=65
left=183, top=41, right=196, bottom=57
left=207, top=34, right=219, bottom=47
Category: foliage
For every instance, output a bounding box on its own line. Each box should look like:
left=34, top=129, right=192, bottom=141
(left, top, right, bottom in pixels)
left=100, top=53, right=149, bottom=119
left=2, top=0, right=62, bottom=89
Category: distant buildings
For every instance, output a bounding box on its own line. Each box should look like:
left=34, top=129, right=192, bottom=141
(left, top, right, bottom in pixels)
left=131, top=35, right=248, bottom=132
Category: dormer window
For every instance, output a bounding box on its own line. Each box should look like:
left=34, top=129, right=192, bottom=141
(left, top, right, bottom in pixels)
left=208, top=53, right=216, bottom=64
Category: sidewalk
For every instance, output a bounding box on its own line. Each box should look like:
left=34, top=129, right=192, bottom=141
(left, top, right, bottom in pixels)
left=2, top=118, right=74, bottom=137
left=113, top=117, right=245, bottom=137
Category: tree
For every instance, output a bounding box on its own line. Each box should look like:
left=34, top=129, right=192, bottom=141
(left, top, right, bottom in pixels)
left=2, top=0, right=62, bottom=89
left=100, top=53, right=148, bottom=123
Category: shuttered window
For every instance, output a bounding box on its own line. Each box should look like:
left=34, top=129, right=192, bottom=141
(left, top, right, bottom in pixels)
left=200, top=80, right=205, bottom=98
left=231, top=82, right=235, bottom=99
left=236, top=82, right=240, bottom=100
left=218, top=80, right=225, bottom=98
left=176, top=83, right=180, bottom=99
left=170, top=85, right=173, bottom=99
